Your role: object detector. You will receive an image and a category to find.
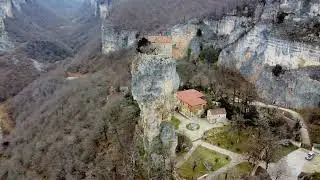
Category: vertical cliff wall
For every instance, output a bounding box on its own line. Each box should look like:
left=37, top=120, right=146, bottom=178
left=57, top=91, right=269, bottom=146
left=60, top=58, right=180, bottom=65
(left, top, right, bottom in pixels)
left=0, top=0, right=28, bottom=51
left=218, top=0, right=320, bottom=108
left=131, top=54, right=179, bottom=179
left=0, top=0, right=17, bottom=51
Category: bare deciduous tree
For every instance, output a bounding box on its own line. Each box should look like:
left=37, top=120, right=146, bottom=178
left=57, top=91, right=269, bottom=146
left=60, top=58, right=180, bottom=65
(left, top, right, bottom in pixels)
left=108, top=0, right=260, bottom=32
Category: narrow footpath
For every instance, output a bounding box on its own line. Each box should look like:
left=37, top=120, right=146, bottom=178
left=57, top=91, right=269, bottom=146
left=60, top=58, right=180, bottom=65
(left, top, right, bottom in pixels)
left=252, top=101, right=311, bottom=146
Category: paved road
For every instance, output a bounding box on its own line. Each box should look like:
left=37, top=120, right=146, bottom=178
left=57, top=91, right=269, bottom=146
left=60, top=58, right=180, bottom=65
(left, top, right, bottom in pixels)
left=252, top=101, right=311, bottom=146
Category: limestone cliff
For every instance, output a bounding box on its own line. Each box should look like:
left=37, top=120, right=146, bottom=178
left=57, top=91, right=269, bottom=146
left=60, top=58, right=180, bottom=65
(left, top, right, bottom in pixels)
left=164, top=0, right=319, bottom=108
left=171, top=0, right=320, bottom=108
left=218, top=0, right=320, bottom=108
left=98, top=0, right=138, bottom=54
left=99, top=0, right=320, bottom=107
left=0, top=0, right=27, bottom=51
left=0, top=0, right=17, bottom=51
left=131, top=54, right=179, bottom=179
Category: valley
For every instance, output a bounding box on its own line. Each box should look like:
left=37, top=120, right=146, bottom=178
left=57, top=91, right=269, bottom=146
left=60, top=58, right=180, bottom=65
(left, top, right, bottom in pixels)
left=0, top=0, right=319, bottom=179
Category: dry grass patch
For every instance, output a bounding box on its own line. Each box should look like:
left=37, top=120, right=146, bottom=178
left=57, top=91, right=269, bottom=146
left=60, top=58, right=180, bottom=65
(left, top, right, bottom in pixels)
left=0, top=103, right=13, bottom=135
left=203, top=126, right=252, bottom=153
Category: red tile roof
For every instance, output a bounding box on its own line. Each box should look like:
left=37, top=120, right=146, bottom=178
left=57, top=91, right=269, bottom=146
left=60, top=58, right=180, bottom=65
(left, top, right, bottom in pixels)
left=177, top=89, right=207, bottom=106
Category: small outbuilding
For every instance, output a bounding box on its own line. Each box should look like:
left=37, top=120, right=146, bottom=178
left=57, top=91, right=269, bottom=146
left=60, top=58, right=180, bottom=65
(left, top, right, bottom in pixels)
left=207, top=108, right=227, bottom=124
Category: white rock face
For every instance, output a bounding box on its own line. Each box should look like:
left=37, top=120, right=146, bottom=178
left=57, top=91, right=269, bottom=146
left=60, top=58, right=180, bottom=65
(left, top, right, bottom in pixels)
left=310, top=3, right=320, bottom=16
left=132, top=54, right=179, bottom=142
left=131, top=54, right=179, bottom=179
left=98, top=0, right=138, bottom=54
left=0, top=0, right=27, bottom=51
left=101, top=24, right=137, bottom=54
left=265, top=38, right=320, bottom=69
left=11, top=0, right=26, bottom=12
left=0, top=1, right=15, bottom=51
left=0, top=0, right=12, bottom=17
left=279, top=0, right=302, bottom=14
left=219, top=0, right=320, bottom=108
left=99, top=3, right=110, bottom=19
left=201, top=15, right=256, bottom=49
left=205, top=16, right=250, bottom=36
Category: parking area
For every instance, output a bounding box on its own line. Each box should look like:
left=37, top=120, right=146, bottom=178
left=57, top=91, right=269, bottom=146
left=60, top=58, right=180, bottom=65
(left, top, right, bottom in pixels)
left=267, top=149, right=320, bottom=180
left=303, top=152, right=320, bottom=173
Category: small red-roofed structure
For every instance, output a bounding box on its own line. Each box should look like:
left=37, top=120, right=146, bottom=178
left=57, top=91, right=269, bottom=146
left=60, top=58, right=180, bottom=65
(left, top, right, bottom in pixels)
left=177, top=89, right=207, bottom=117
left=147, top=35, right=173, bottom=57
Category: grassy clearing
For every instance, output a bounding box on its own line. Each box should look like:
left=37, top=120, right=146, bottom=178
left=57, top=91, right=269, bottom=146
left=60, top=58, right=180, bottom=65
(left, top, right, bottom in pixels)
left=178, top=146, right=230, bottom=179
left=204, top=126, right=297, bottom=162
left=272, top=144, right=298, bottom=162
left=171, top=116, right=181, bottom=130
left=215, top=162, right=254, bottom=180
left=203, top=126, right=251, bottom=153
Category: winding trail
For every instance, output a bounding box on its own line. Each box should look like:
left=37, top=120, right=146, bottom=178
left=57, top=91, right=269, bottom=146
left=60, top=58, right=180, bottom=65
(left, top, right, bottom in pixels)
left=251, top=101, right=311, bottom=146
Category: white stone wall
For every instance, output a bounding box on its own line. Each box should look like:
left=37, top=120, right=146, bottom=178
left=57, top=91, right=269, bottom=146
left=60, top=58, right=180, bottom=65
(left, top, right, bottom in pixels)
left=207, top=111, right=227, bottom=124
left=152, top=43, right=172, bottom=58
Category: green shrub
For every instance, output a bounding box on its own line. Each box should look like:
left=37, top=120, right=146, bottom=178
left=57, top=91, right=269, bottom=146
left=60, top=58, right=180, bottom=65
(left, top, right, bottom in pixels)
left=199, top=47, right=221, bottom=64
left=171, top=116, right=181, bottom=130
left=187, top=48, right=192, bottom=60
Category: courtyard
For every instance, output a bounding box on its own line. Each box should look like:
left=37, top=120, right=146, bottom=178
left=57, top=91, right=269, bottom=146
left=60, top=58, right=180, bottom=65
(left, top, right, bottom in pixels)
left=174, top=112, right=225, bottom=141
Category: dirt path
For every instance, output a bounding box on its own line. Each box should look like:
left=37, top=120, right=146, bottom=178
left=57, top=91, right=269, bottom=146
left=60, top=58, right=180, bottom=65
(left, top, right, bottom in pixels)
left=252, top=101, right=311, bottom=146
left=198, top=141, right=247, bottom=180
left=176, top=139, right=247, bottom=179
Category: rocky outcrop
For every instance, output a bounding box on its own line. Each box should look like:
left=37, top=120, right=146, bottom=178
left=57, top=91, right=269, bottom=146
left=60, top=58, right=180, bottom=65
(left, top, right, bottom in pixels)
left=11, top=0, right=26, bottom=11
left=218, top=0, right=320, bottom=108
left=131, top=54, right=179, bottom=179
left=98, top=0, right=139, bottom=54
left=0, top=0, right=17, bottom=51
left=201, top=15, right=255, bottom=49
left=0, top=0, right=27, bottom=51
left=101, top=22, right=137, bottom=54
